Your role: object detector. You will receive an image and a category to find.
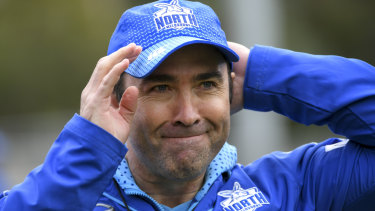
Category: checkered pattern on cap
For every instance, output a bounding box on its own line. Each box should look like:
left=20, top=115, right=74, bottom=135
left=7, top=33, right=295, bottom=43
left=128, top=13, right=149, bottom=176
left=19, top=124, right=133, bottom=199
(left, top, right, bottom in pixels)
left=107, top=0, right=238, bottom=78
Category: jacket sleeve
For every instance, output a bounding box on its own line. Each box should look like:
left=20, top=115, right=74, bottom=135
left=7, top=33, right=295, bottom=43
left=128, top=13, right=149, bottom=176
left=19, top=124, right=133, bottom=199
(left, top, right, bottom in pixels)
left=243, top=45, right=375, bottom=146
left=242, top=45, right=375, bottom=209
left=0, top=114, right=127, bottom=211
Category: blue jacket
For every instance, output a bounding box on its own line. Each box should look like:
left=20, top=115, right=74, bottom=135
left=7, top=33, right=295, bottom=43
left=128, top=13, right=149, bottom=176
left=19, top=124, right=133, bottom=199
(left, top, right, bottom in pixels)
left=1, top=45, right=374, bottom=210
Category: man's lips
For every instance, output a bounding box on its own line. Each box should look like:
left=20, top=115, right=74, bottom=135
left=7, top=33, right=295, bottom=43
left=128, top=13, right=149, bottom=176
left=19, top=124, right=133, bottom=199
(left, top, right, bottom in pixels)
left=161, top=131, right=207, bottom=139
left=161, top=135, right=206, bottom=144
left=158, top=123, right=211, bottom=139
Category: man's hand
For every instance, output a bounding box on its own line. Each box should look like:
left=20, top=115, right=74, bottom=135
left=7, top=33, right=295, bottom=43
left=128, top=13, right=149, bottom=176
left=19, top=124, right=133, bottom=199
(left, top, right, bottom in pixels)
left=80, top=43, right=142, bottom=144
left=228, top=42, right=250, bottom=114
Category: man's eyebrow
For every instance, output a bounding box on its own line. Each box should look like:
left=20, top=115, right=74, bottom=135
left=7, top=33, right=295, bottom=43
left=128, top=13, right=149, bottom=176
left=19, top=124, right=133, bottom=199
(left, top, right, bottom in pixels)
left=140, top=74, right=176, bottom=85
left=194, top=70, right=224, bottom=83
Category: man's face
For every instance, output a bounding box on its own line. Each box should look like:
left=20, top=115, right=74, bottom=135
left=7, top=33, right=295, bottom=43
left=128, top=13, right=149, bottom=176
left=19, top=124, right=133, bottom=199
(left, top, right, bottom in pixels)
left=125, top=44, right=231, bottom=181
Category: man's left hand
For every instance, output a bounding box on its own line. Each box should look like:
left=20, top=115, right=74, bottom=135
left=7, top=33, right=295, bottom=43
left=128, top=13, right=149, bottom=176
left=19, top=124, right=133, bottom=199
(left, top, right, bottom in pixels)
left=228, top=42, right=250, bottom=114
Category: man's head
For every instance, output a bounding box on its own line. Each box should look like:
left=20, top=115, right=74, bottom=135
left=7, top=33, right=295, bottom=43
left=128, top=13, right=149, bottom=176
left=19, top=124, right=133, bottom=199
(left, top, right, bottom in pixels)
left=123, top=44, right=232, bottom=181
left=108, top=0, right=238, bottom=181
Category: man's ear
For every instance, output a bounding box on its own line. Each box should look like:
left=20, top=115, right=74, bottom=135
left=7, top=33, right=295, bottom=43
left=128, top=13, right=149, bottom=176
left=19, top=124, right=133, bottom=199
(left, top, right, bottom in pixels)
left=229, top=71, right=236, bottom=104
left=112, top=72, right=127, bottom=107
left=231, top=72, right=236, bottom=81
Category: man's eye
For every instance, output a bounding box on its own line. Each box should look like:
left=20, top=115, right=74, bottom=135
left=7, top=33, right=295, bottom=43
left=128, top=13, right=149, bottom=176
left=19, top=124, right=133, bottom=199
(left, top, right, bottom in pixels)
left=152, top=85, right=168, bottom=92
left=201, top=81, right=216, bottom=89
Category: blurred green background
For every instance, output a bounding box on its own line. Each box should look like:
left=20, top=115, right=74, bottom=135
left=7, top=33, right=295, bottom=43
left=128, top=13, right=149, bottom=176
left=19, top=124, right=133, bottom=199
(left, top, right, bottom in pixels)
left=1, top=0, right=374, bottom=186
left=0, top=0, right=127, bottom=115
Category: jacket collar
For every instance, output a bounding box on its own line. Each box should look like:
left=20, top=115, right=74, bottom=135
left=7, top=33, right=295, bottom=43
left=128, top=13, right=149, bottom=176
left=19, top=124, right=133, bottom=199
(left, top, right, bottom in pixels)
left=114, top=142, right=237, bottom=206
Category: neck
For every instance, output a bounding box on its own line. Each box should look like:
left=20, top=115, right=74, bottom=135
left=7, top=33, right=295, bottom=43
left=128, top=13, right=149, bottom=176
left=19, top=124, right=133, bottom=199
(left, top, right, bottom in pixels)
left=125, top=151, right=206, bottom=208
left=134, top=173, right=204, bottom=207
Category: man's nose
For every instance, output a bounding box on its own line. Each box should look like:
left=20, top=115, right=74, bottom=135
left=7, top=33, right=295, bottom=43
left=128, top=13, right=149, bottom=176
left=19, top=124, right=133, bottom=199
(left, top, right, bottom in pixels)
left=172, top=93, right=201, bottom=127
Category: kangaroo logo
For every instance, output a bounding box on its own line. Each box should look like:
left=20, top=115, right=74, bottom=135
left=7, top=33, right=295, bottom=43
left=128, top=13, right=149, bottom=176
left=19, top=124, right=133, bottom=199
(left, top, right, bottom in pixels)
left=153, top=0, right=199, bottom=31
left=218, top=182, right=270, bottom=211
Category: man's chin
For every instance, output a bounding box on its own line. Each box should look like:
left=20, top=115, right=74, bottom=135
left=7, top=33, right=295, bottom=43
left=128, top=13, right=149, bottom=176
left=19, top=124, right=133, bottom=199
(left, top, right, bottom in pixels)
left=162, top=164, right=208, bottom=181
left=158, top=152, right=211, bottom=181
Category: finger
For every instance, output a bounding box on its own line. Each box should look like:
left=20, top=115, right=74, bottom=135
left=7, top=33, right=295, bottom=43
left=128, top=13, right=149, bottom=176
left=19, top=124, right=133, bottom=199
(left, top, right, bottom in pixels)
left=104, top=44, right=142, bottom=73
left=107, top=43, right=140, bottom=65
left=87, top=43, right=141, bottom=91
left=94, top=45, right=142, bottom=97
left=128, top=46, right=143, bottom=63
left=97, top=58, right=130, bottom=98
left=227, top=42, right=249, bottom=76
left=119, top=86, right=139, bottom=123
left=88, top=44, right=137, bottom=88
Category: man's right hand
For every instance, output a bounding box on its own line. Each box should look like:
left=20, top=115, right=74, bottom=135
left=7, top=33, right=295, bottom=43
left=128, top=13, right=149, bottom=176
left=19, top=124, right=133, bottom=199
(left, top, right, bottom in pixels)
left=80, top=43, right=142, bottom=144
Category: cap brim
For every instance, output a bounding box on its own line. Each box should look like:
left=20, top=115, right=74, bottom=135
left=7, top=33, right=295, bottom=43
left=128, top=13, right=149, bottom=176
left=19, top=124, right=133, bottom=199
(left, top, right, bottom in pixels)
left=125, top=36, right=239, bottom=78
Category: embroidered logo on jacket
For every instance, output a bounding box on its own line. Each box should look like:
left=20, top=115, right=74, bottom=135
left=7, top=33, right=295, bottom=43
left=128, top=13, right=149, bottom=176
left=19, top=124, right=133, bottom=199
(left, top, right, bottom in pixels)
left=218, top=182, right=269, bottom=211
left=153, top=0, right=199, bottom=31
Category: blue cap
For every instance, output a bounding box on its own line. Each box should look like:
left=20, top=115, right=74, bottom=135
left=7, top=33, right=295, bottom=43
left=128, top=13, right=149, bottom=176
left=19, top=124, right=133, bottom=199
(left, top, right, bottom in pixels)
left=107, top=0, right=239, bottom=78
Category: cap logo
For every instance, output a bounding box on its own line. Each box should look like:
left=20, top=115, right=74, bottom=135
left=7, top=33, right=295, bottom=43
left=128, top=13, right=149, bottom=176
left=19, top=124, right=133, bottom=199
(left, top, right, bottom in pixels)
left=153, top=0, right=199, bottom=31
left=147, top=47, right=166, bottom=62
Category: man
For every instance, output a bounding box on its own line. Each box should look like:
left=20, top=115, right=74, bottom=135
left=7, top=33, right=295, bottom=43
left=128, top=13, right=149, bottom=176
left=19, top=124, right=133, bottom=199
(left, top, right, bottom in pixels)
left=1, top=0, right=375, bottom=210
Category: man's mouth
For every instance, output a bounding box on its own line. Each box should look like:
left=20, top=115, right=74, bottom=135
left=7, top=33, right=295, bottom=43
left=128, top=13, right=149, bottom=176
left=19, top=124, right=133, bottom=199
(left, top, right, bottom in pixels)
left=161, top=132, right=207, bottom=139
left=158, top=121, right=212, bottom=141
left=160, top=127, right=208, bottom=138
left=161, top=134, right=207, bottom=145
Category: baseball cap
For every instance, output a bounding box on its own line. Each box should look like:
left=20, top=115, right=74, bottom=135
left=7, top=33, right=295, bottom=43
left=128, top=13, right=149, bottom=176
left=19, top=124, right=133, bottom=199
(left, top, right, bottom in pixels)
left=107, top=0, right=239, bottom=78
